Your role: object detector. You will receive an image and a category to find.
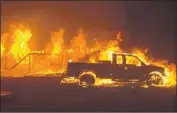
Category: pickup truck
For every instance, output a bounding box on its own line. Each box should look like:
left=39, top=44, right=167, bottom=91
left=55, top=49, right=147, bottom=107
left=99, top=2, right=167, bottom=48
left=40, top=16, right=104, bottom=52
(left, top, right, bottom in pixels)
left=62, top=53, right=165, bottom=87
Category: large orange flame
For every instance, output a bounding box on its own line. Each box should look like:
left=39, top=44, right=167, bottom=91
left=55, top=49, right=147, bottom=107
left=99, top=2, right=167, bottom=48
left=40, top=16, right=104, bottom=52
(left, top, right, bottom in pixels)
left=9, top=24, right=32, bottom=63
left=51, top=28, right=65, bottom=56
left=132, top=49, right=176, bottom=87
left=0, top=24, right=176, bottom=88
left=70, top=28, right=88, bottom=61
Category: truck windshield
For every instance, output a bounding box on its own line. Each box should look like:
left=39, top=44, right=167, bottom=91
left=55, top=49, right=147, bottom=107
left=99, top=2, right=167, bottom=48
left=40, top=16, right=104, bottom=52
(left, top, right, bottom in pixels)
left=126, top=55, right=142, bottom=66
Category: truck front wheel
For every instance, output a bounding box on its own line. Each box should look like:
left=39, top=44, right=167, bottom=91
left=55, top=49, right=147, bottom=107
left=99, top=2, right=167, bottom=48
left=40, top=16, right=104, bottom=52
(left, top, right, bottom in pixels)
left=147, top=71, right=164, bottom=86
left=78, top=71, right=96, bottom=88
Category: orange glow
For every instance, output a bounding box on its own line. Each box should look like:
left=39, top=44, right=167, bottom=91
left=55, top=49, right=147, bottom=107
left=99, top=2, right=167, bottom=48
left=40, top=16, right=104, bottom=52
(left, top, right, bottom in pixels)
left=61, top=71, right=116, bottom=87
left=132, top=49, right=176, bottom=87
left=35, top=69, right=62, bottom=76
left=1, top=44, right=5, bottom=56
left=9, top=24, right=32, bottom=64
left=98, top=32, right=123, bottom=61
left=68, top=59, right=72, bottom=62
left=0, top=24, right=176, bottom=88
left=51, top=29, right=65, bottom=57
left=70, top=28, right=88, bottom=61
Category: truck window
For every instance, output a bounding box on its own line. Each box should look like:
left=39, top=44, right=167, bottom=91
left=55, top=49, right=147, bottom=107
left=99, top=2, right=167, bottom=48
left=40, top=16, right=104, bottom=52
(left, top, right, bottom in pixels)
left=126, top=56, right=141, bottom=66
left=116, top=55, right=123, bottom=64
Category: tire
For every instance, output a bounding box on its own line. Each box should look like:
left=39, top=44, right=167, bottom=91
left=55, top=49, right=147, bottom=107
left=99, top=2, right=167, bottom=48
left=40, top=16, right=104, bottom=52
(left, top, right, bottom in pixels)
left=147, top=71, right=164, bottom=86
left=78, top=72, right=96, bottom=88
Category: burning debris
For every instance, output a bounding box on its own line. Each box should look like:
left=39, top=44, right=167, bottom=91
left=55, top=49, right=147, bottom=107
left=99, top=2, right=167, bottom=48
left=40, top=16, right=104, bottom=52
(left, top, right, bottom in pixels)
left=0, top=24, right=176, bottom=88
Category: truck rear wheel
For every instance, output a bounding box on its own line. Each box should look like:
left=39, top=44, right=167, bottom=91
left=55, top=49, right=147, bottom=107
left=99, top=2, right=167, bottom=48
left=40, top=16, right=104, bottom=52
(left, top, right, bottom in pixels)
left=78, top=71, right=96, bottom=88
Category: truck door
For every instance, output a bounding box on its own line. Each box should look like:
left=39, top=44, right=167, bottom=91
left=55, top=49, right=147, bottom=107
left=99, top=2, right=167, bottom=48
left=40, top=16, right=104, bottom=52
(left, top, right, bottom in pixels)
left=124, top=55, right=144, bottom=79
left=111, top=55, right=126, bottom=79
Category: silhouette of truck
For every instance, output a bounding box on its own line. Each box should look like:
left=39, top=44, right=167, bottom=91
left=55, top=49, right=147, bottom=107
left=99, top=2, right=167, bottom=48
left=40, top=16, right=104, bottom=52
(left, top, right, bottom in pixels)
left=63, top=53, right=165, bottom=87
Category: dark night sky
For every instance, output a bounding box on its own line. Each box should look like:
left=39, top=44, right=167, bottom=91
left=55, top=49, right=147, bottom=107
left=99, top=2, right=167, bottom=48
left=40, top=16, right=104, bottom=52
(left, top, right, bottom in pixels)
left=1, top=1, right=176, bottom=63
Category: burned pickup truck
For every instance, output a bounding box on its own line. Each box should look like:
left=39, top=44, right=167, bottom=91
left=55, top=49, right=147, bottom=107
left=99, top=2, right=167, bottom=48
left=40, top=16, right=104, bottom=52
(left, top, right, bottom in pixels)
left=61, top=53, right=166, bottom=87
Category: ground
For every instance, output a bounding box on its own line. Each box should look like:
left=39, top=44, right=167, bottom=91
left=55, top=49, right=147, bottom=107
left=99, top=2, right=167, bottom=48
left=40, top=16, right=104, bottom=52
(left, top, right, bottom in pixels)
left=1, top=76, right=176, bottom=112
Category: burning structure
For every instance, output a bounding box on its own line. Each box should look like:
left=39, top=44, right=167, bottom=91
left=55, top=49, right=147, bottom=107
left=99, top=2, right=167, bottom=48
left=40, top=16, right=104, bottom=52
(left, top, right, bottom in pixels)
left=0, top=24, right=176, bottom=88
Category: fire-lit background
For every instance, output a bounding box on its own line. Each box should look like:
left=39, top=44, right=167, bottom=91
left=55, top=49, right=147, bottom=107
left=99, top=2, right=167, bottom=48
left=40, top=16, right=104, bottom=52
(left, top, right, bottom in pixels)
left=1, top=1, right=176, bottom=87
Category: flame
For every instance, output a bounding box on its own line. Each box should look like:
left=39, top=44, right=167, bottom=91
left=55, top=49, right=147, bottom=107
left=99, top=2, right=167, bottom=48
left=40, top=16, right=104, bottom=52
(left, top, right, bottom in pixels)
left=61, top=77, right=79, bottom=84
left=68, top=59, right=72, bottom=62
left=35, top=69, right=61, bottom=76
left=132, top=49, right=176, bottom=87
left=156, top=63, right=176, bottom=87
left=1, top=44, right=5, bottom=56
left=98, top=32, right=123, bottom=61
left=95, top=78, right=116, bottom=86
left=70, top=28, right=88, bottom=60
left=61, top=71, right=116, bottom=87
left=31, top=50, right=45, bottom=54
left=51, top=28, right=65, bottom=56
left=0, top=25, right=176, bottom=88
left=141, top=84, right=149, bottom=88
left=132, top=48, right=150, bottom=65
left=9, top=24, right=32, bottom=63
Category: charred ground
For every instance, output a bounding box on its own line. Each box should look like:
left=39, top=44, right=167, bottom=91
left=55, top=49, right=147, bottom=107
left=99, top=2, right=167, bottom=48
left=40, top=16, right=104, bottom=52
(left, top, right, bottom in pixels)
left=1, top=76, right=176, bottom=112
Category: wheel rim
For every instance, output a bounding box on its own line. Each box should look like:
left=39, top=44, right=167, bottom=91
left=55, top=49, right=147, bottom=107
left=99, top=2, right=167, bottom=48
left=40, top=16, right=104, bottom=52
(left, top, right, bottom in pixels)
left=79, top=80, right=89, bottom=88
left=148, top=73, right=163, bottom=85
left=79, top=74, right=95, bottom=87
